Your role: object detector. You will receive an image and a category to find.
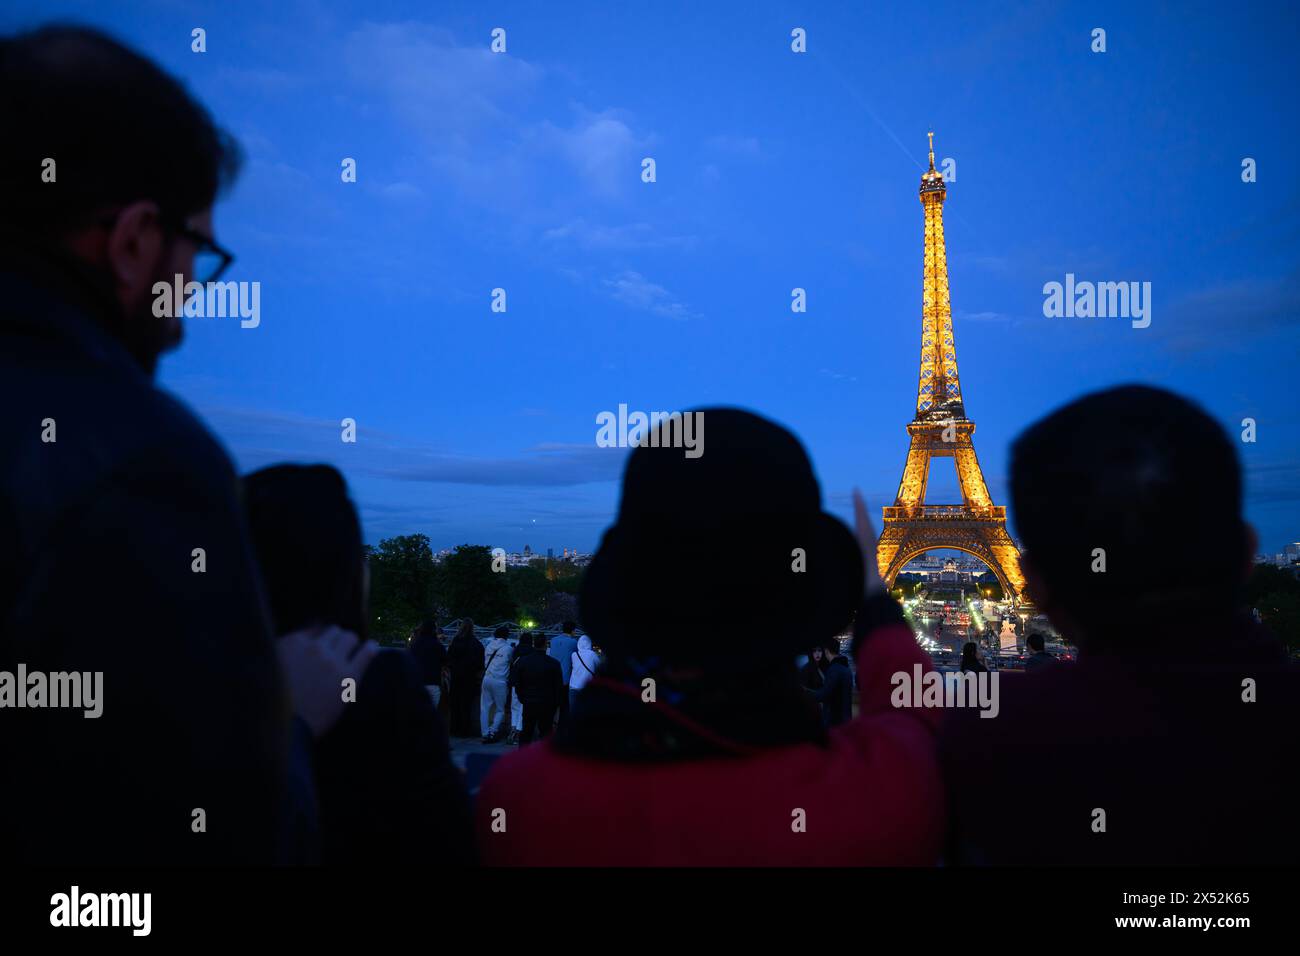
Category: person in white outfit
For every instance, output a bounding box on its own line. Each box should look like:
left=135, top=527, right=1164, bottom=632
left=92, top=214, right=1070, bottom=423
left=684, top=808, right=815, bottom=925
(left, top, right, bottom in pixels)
left=508, top=634, right=528, bottom=739
left=480, top=625, right=513, bottom=743
left=569, top=634, right=600, bottom=713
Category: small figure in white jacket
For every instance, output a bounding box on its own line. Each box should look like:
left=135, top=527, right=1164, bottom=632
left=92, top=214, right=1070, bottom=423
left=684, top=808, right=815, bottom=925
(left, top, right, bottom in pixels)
left=569, top=635, right=600, bottom=713
left=480, top=626, right=514, bottom=743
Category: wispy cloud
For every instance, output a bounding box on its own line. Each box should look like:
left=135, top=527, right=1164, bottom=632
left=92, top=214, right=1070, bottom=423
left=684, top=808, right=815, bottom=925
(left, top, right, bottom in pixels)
left=954, top=309, right=1014, bottom=323
left=198, top=405, right=627, bottom=488
left=601, top=270, right=698, bottom=320
left=342, top=23, right=648, bottom=209
left=342, top=22, right=542, bottom=148
left=967, top=254, right=1010, bottom=274
left=706, top=134, right=762, bottom=157
left=542, top=219, right=697, bottom=251
left=378, top=443, right=627, bottom=487
left=819, top=368, right=859, bottom=383
left=1243, top=460, right=1300, bottom=505
left=537, top=109, right=642, bottom=199
left=1158, top=273, right=1300, bottom=353
left=374, top=181, right=425, bottom=202
left=215, top=66, right=310, bottom=95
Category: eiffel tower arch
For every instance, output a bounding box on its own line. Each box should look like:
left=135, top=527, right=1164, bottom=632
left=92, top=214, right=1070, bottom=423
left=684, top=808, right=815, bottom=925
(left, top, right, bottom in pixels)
left=878, top=516, right=1023, bottom=599
left=876, top=134, right=1027, bottom=601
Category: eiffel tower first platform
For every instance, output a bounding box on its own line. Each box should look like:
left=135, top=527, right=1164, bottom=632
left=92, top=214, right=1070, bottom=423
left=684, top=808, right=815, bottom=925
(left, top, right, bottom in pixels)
left=875, top=134, right=1027, bottom=601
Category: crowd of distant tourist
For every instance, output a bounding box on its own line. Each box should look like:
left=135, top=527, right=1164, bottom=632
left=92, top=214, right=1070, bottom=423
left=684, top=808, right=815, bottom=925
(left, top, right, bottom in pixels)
left=412, top=612, right=896, bottom=747
left=408, top=619, right=600, bottom=747
left=2, top=25, right=1296, bottom=866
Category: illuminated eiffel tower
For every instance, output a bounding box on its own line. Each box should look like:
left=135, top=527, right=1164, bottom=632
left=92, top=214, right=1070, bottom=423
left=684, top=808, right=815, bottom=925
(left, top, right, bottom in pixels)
left=875, top=133, right=1027, bottom=600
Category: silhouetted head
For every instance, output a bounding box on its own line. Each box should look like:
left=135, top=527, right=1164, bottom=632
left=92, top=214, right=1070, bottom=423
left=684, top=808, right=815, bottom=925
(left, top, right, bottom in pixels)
left=516, top=632, right=533, bottom=649
left=0, top=25, right=242, bottom=373
left=493, top=625, right=510, bottom=642
left=1027, top=632, right=1046, bottom=653
left=580, top=409, right=862, bottom=674
left=961, top=642, right=979, bottom=665
left=562, top=620, right=577, bottom=635
left=242, top=464, right=366, bottom=641
left=1010, top=385, right=1254, bottom=651
left=454, top=619, right=475, bottom=642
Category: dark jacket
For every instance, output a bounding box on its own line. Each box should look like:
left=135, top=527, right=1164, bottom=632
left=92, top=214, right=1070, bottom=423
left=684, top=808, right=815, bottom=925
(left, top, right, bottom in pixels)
left=410, top=632, right=447, bottom=685
left=508, top=644, right=534, bottom=678
left=1024, top=650, right=1057, bottom=673
left=313, top=649, right=475, bottom=865
left=506, top=644, right=532, bottom=705
left=511, top=649, right=566, bottom=710
left=814, top=655, right=853, bottom=726
left=942, top=619, right=1300, bottom=864
left=447, top=632, right=485, bottom=677
left=0, top=261, right=289, bottom=863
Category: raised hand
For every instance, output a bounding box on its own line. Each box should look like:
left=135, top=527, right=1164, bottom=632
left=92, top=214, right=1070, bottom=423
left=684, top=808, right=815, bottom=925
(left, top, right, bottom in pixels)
left=277, top=625, right=381, bottom=737
left=852, top=488, right=888, bottom=598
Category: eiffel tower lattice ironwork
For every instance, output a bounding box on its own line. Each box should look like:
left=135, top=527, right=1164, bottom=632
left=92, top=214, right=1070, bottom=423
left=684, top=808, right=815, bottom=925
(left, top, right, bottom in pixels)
left=875, top=133, right=1027, bottom=600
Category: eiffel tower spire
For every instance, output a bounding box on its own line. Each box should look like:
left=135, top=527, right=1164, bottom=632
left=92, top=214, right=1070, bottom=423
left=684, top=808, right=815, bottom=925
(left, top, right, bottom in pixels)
left=916, top=131, right=964, bottom=421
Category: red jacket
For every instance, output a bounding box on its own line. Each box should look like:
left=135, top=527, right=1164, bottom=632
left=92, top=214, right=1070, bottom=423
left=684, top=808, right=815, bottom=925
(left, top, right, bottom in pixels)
left=476, top=622, right=943, bottom=865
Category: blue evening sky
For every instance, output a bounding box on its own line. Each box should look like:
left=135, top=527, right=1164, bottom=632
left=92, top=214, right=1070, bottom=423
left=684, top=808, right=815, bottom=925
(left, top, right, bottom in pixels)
left=7, top=0, right=1298, bottom=554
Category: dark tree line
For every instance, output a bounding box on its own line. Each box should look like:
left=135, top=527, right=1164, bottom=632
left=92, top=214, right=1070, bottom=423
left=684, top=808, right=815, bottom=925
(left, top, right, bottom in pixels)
left=1246, top=563, right=1300, bottom=653
left=364, top=535, right=584, bottom=643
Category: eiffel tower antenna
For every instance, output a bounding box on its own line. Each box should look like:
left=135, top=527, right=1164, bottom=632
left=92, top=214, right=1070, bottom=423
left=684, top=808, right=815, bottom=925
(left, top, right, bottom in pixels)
left=876, top=133, right=1028, bottom=602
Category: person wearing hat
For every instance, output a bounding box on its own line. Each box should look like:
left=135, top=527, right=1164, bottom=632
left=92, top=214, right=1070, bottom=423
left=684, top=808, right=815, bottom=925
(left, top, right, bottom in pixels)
left=476, top=409, right=945, bottom=865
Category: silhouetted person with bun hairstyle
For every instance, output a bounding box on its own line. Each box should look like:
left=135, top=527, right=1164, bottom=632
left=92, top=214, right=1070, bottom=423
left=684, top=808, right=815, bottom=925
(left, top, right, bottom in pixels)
left=446, top=618, right=485, bottom=738
left=243, top=464, right=475, bottom=866
left=477, top=409, right=945, bottom=865
left=958, top=642, right=986, bottom=675
left=410, top=618, right=448, bottom=708
left=942, top=385, right=1299, bottom=864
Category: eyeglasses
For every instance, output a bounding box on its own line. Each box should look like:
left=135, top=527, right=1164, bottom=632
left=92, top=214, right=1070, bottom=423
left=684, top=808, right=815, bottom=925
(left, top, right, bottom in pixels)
left=174, top=225, right=235, bottom=285
left=96, top=210, right=235, bottom=285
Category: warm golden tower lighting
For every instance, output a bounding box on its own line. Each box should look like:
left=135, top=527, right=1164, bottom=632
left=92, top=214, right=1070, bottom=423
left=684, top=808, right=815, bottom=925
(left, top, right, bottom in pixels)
left=875, top=134, right=1028, bottom=601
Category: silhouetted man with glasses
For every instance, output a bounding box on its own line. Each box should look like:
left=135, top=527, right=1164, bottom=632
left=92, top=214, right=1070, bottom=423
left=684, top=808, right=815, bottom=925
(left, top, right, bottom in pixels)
left=0, top=25, right=290, bottom=863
